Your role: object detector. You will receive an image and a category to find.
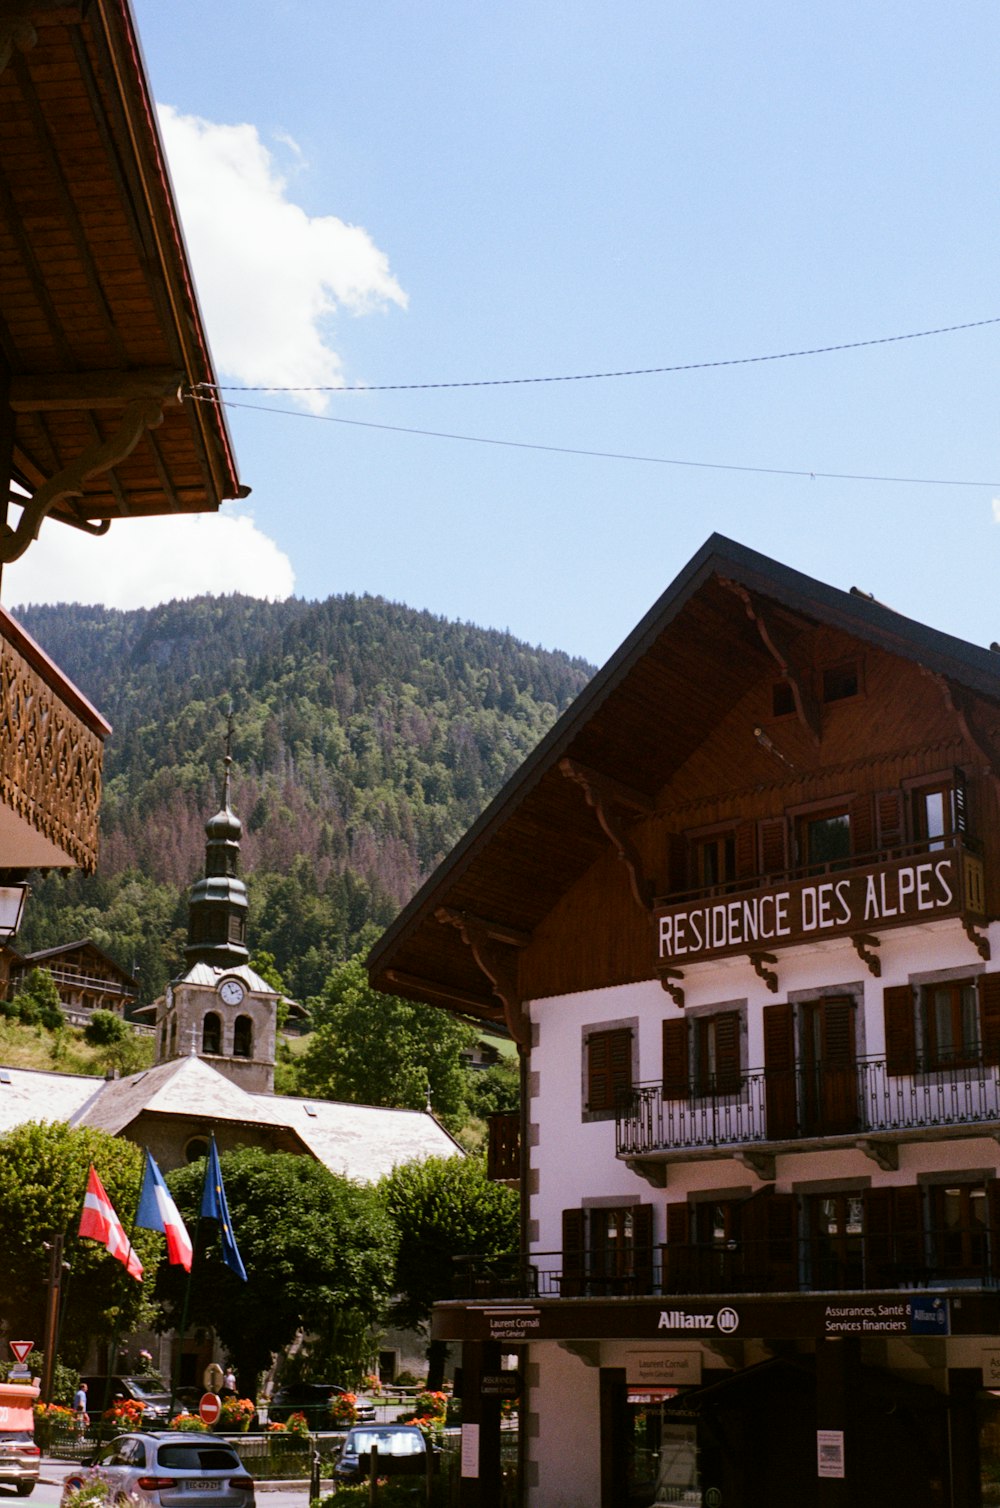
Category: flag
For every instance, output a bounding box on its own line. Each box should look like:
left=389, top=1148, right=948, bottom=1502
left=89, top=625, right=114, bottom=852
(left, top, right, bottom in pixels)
left=78, top=1165, right=143, bottom=1280
left=200, top=1137, right=247, bottom=1281
left=135, top=1151, right=193, bottom=1272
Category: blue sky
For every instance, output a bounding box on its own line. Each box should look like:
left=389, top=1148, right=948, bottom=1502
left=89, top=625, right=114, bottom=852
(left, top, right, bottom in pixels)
left=8, top=1, right=1000, bottom=669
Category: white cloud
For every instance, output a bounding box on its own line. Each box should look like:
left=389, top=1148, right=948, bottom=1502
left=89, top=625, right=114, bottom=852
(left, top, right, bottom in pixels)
left=4, top=509, right=295, bottom=611
left=158, top=105, right=408, bottom=414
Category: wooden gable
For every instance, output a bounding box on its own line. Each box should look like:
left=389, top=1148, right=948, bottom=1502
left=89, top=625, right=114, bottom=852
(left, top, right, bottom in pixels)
left=369, top=537, right=1000, bottom=1024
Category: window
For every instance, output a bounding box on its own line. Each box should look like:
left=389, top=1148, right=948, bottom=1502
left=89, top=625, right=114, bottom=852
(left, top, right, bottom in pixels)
left=807, top=1192, right=863, bottom=1289
left=796, top=806, right=851, bottom=870
left=884, top=975, right=1000, bottom=1076
left=663, top=1007, right=744, bottom=1099
left=821, top=662, right=859, bottom=703
left=585, top=1026, right=633, bottom=1117
left=693, top=831, right=736, bottom=890
left=925, top=980, right=979, bottom=1067
left=772, top=681, right=796, bottom=717
left=202, top=1011, right=221, bottom=1055
left=233, top=1014, right=253, bottom=1058
left=910, top=771, right=968, bottom=851
left=930, top=1183, right=989, bottom=1277
left=562, top=1204, right=654, bottom=1296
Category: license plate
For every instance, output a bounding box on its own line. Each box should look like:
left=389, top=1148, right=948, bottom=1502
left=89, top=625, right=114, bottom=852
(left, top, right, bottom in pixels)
left=186, top=1481, right=222, bottom=1491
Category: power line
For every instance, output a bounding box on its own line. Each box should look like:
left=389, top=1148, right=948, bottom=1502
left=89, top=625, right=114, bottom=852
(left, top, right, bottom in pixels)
left=194, top=394, right=1000, bottom=488
left=189, top=314, right=1000, bottom=396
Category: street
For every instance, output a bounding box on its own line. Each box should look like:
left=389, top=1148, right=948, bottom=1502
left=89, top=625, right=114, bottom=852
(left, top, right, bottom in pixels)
left=1, top=1462, right=316, bottom=1508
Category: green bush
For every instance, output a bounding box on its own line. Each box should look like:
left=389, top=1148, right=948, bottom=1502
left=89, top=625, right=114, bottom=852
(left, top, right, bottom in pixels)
left=84, top=1010, right=130, bottom=1047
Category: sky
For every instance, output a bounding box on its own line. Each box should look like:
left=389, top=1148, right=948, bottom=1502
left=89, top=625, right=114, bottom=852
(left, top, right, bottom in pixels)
left=6, top=1, right=1000, bottom=669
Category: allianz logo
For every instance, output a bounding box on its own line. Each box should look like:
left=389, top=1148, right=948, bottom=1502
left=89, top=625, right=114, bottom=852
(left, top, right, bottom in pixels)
left=658, top=1307, right=739, bottom=1333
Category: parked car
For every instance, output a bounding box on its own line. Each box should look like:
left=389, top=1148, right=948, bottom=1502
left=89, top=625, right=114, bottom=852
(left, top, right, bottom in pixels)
left=80, top=1376, right=173, bottom=1424
left=332, top=1424, right=431, bottom=1485
left=267, top=1383, right=375, bottom=1427
left=60, top=1432, right=254, bottom=1508
left=0, top=1431, right=40, bottom=1497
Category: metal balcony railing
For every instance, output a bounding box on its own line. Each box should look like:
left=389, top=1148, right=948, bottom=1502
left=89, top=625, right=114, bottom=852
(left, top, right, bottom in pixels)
left=452, top=1229, right=998, bottom=1302
left=616, top=1056, right=1000, bottom=1158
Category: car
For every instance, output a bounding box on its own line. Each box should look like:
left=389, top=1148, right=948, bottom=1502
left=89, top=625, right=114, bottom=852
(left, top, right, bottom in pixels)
left=0, top=1431, right=40, bottom=1497
left=80, top=1377, right=173, bottom=1425
left=61, top=1432, right=254, bottom=1508
left=267, top=1383, right=375, bottom=1427
left=332, top=1424, right=432, bottom=1486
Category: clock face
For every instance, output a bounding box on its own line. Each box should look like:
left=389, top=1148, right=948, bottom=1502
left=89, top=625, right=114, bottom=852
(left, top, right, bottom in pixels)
left=218, top=977, right=246, bottom=1006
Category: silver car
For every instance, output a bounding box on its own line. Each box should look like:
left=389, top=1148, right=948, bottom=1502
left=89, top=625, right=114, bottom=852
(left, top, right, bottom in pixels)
left=65, top=1433, right=254, bottom=1508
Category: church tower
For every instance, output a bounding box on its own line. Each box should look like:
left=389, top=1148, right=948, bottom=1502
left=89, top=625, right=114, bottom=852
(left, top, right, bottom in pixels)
left=155, top=718, right=279, bottom=1093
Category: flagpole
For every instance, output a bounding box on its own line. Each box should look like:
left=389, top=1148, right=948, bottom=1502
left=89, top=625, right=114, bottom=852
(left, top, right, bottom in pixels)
left=100, top=1166, right=146, bottom=1424
left=170, top=1209, right=203, bottom=1420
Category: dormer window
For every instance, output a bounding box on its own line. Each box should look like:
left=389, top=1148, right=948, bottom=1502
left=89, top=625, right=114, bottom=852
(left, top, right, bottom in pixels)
left=821, top=662, right=859, bottom=703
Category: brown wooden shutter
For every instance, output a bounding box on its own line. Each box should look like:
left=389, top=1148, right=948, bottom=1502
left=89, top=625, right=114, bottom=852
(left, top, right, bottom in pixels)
left=632, top=1204, right=654, bottom=1293
left=588, top=1028, right=632, bottom=1112
left=820, top=998, right=858, bottom=1134
left=662, top=1018, right=689, bottom=1098
left=665, top=1201, right=691, bottom=1292
left=863, top=1187, right=895, bottom=1279
left=892, top=1187, right=924, bottom=1271
left=979, top=974, right=1000, bottom=1065
left=665, top=832, right=687, bottom=896
left=735, top=821, right=757, bottom=881
left=562, top=1208, right=585, bottom=1297
left=849, top=793, right=875, bottom=859
left=884, top=984, right=917, bottom=1076
left=758, top=817, right=787, bottom=875
left=763, top=1001, right=797, bottom=1139
left=875, top=789, right=905, bottom=851
left=714, top=1010, right=742, bottom=1094
left=739, top=1187, right=798, bottom=1291
left=988, top=1180, right=1000, bottom=1281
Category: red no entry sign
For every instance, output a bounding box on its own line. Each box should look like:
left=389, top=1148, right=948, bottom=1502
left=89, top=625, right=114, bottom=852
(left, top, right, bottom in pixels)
left=199, top=1392, right=221, bottom=1426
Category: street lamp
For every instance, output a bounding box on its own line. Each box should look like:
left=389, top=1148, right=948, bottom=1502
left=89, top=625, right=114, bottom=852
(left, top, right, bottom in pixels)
left=0, top=884, right=29, bottom=939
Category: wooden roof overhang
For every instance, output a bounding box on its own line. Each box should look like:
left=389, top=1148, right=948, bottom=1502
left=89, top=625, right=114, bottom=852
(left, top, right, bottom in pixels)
left=0, top=0, right=246, bottom=564
left=368, top=534, right=1000, bottom=1039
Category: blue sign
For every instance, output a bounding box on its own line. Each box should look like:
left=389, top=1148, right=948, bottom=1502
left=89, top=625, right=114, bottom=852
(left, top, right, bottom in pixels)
left=909, top=1296, right=949, bottom=1336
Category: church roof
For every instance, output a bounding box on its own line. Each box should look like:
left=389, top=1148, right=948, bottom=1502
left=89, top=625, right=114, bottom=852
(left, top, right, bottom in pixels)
left=274, top=1096, right=462, bottom=1182
left=176, top=962, right=278, bottom=995
left=0, top=1055, right=460, bottom=1182
left=71, top=1055, right=293, bottom=1138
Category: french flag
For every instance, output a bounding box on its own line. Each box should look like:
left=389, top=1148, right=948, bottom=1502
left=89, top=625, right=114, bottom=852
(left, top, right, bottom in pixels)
left=135, top=1151, right=193, bottom=1272
left=79, top=1165, right=144, bottom=1280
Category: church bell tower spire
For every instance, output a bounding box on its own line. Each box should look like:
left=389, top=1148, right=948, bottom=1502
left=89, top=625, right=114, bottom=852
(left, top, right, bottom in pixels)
left=184, top=707, right=249, bottom=969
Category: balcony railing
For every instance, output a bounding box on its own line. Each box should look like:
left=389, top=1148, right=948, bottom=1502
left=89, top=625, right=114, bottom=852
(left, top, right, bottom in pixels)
left=617, top=1056, right=1000, bottom=1159
left=453, top=1230, right=998, bottom=1302
left=0, top=606, right=107, bottom=872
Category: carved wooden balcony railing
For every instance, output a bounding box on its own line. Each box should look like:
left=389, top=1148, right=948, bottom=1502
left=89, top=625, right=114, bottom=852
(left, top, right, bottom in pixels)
left=617, top=1056, right=1000, bottom=1161
left=487, top=1111, right=521, bottom=1182
left=0, top=607, right=108, bottom=873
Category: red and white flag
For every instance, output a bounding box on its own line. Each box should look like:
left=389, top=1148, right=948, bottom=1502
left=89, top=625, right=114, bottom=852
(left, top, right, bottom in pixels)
left=78, top=1165, right=143, bottom=1280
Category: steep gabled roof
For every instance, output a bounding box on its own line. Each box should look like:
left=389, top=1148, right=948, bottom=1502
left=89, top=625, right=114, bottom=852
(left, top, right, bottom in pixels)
left=368, top=534, right=1000, bottom=1021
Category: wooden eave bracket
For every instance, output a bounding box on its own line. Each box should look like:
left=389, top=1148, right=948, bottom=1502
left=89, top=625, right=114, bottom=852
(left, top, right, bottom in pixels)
left=558, top=757, right=656, bottom=911
left=855, top=1139, right=899, bottom=1172
left=925, top=670, right=1000, bottom=788
left=1, top=398, right=166, bottom=564
left=718, top=576, right=821, bottom=745
left=749, top=951, right=779, bottom=993
left=964, top=922, right=991, bottom=962
left=435, top=906, right=531, bottom=1048
left=850, top=932, right=881, bottom=978
left=9, top=369, right=185, bottom=412
left=734, top=1149, right=775, bottom=1181
left=657, top=966, right=685, bottom=1008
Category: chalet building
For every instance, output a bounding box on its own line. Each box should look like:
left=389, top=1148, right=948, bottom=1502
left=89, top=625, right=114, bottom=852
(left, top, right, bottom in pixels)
left=7, top=940, right=138, bottom=1025
left=370, top=535, right=1000, bottom=1508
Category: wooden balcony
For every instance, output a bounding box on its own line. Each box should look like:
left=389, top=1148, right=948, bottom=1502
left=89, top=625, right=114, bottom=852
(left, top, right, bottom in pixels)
left=0, top=607, right=109, bottom=874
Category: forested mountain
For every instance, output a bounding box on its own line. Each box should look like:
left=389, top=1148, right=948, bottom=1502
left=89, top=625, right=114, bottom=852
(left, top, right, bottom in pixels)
left=13, top=595, right=592, bottom=1006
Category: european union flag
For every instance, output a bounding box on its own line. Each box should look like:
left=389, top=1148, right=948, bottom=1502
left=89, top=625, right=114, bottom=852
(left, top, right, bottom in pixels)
left=200, top=1136, right=247, bottom=1281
